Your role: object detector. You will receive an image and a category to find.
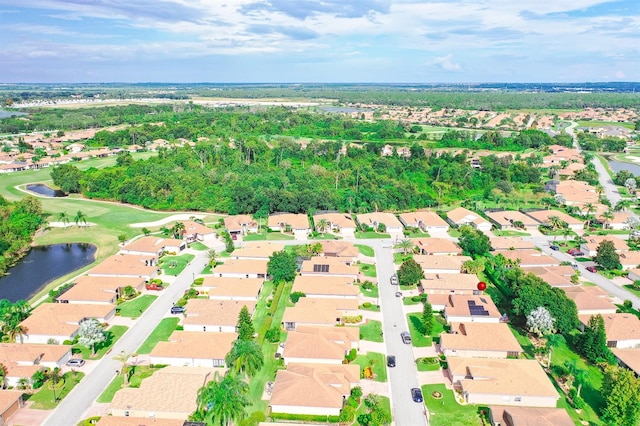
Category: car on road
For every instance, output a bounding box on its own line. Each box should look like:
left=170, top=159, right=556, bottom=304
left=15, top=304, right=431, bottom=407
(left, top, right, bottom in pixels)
left=66, top=358, right=85, bottom=368
left=401, top=331, right=412, bottom=344
left=395, top=291, right=402, bottom=298
left=586, top=266, right=598, bottom=273
left=550, top=245, right=560, bottom=251
left=390, top=275, right=398, bottom=285
left=568, top=248, right=584, bottom=256
left=411, top=388, right=423, bottom=403
left=170, top=305, right=185, bottom=314
left=386, top=355, right=396, bottom=367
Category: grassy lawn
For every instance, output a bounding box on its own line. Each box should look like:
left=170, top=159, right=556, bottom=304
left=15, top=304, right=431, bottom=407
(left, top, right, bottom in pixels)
left=508, top=325, right=536, bottom=358
left=27, top=371, right=85, bottom=409
left=354, top=244, right=375, bottom=257
left=137, top=317, right=179, bottom=354
left=448, top=229, right=461, bottom=237
left=359, top=263, right=377, bottom=278
left=623, top=284, right=640, bottom=298
left=201, top=264, right=213, bottom=274
left=352, top=352, right=387, bottom=382
left=97, top=365, right=166, bottom=403
left=492, top=230, right=530, bottom=237
left=359, top=284, right=378, bottom=299
left=406, top=313, right=433, bottom=347
left=189, top=241, right=209, bottom=250
left=355, top=231, right=391, bottom=239
left=578, top=120, right=635, bottom=130
left=358, top=320, right=383, bottom=343
left=359, top=303, right=380, bottom=312
left=403, top=296, right=421, bottom=305
left=73, top=325, right=128, bottom=360
left=159, top=253, right=195, bottom=276
left=245, top=232, right=295, bottom=241
left=116, top=295, right=157, bottom=318
left=421, top=384, right=482, bottom=426
left=416, top=357, right=441, bottom=372
left=394, top=252, right=413, bottom=264
left=352, top=396, right=391, bottom=426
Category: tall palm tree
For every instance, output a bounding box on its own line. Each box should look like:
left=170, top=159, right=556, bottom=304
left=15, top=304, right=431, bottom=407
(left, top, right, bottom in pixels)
left=58, top=212, right=69, bottom=228
left=548, top=215, right=562, bottom=231
left=545, top=333, right=565, bottom=368
left=224, top=339, right=264, bottom=379
left=395, top=238, right=415, bottom=255
left=583, top=203, right=596, bottom=227
left=46, top=367, right=64, bottom=402
left=172, top=222, right=186, bottom=239
left=113, top=351, right=136, bottom=386
left=195, top=372, right=249, bottom=426
left=3, top=323, right=28, bottom=344
left=74, top=210, right=87, bottom=227
left=207, top=249, right=218, bottom=266
left=316, top=218, right=329, bottom=235
left=601, top=210, right=614, bottom=229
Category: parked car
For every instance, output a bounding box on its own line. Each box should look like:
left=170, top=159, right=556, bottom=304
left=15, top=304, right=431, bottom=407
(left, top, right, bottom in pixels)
left=550, top=245, right=560, bottom=251
left=386, top=355, right=396, bottom=368
left=66, top=358, right=85, bottom=367
left=401, top=331, right=412, bottom=344
left=145, top=283, right=163, bottom=291
left=586, top=266, right=598, bottom=273
left=568, top=248, right=584, bottom=256
left=390, top=275, right=399, bottom=285
left=411, top=388, right=424, bottom=403
left=170, top=305, right=185, bottom=314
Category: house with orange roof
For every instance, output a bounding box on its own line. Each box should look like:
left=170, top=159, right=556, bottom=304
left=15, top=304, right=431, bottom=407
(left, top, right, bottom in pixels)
left=553, top=180, right=599, bottom=207
left=412, top=238, right=461, bottom=256
left=414, top=255, right=472, bottom=274
left=110, top=366, right=217, bottom=419
left=602, top=211, right=633, bottom=230
left=20, top=303, right=115, bottom=344
left=356, top=212, right=403, bottom=234
left=523, top=209, right=585, bottom=230
left=521, top=266, right=575, bottom=287
left=440, top=322, right=522, bottom=359
left=96, top=416, right=183, bottom=426
left=618, top=251, right=640, bottom=270
left=212, top=259, right=269, bottom=279
left=444, top=295, right=502, bottom=324
left=282, top=298, right=359, bottom=331
left=182, top=299, right=256, bottom=333
left=270, top=363, right=359, bottom=416
left=485, top=210, right=539, bottom=231
left=580, top=235, right=628, bottom=257
left=200, top=277, right=264, bottom=301
left=282, top=326, right=359, bottom=365
left=299, top=257, right=359, bottom=279
left=448, top=358, right=559, bottom=407
left=0, top=390, right=25, bottom=425
left=562, top=286, right=617, bottom=316
left=230, top=242, right=284, bottom=260
left=313, top=212, right=357, bottom=238
left=421, top=274, right=480, bottom=295
left=488, top=406, right=574, bottom=426
left=611, top=348, right=640, bottom=377
left=498, top=250, right=560, bottom=267
left=445, top=207, right=492, bottom=232
left=224, top=214, right=258, bottom=235
left=558, top=162, right=586, bottom=177
left=292, top=276, right=359, bottom=299
left=398, top=211, right=450, bottom=233
left=0, top=343, right=71, bottom=387
left=268, top=213, right=311, bottom=239
left=55, top=276, right=146, bottom=305
left=121, top=236, right=186, bottom=257
left=627, top=268, right=640, bottom=282
left=578, top=313, right=640, bottom=349
left=149, top=331, right=236, bottom=368
left=319, top=240, right=360, bottom=262
left=88, top=254, right=158, bottom=280
left=182, top=220, right=216, bottom=243
left=489, top=237, right=536, bottom=251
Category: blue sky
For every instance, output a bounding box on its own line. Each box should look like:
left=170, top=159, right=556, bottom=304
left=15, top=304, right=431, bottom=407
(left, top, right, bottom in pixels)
left=0, top=0, right=638, bottom=83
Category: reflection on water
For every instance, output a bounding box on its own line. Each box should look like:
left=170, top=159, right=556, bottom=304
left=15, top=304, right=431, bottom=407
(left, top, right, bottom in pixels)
left=26, top=184, right=67, bottom=197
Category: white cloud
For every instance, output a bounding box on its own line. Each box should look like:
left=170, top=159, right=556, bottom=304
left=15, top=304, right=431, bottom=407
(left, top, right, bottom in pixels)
left=431, top=54, right=461, bottom=71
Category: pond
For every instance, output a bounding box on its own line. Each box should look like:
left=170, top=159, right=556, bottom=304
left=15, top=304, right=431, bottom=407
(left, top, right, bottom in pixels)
left=0, top=243, right=96, bottom=302
left=26, top=184, right=67, bottom=197
left=0, top=110, right=27, bottom=119
left=608, top=160, right=640, bottom=176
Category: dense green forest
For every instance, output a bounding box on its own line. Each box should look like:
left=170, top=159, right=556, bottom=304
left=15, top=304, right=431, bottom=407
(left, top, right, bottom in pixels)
left=0, top=196, right=46, bottom=275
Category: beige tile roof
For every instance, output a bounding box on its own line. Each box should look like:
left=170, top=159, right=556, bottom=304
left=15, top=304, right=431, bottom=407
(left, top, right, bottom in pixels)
left=122, top=236, right=184, bottom=254
left=213, top=259, right=268, bottom=275
left=579, top=313, right=640, bottom=342
left=522, top=266, right=574, bottom=287
left=283, top=326, right=359, bottom=361
left=111, top=366, right=218, bottom=415
left=583, top=235, right=629, bottom=252
left=314, top=212, right=356, bottom=229
left=232, top=242, right=284, bottom=259
left=319, top=241, right=359, bottom=258
left=182, top=220, right=215, bottom=236
left=446, top=295, right=502, bottom=320
left=0, top=343, right=70, bottom=378
left=0, top=390, right=23, bottom=414
left=489, top=237, right=537, bottom=251
left=150, top=331, right=236, bottom=360
left=268, top=213, right=310, bottom=230
left=558, top=162, right=586, bottom=176
left=562, top=286, right=617, bottom=313
left=21, top=303, right=114, bottom=336
left=97, top=417, right=184, bottom=426
left=611, top=348, right=640, bottom=375
left=446, top=207, right=491, bottom=227
left=300, top=257, right=359, bottom=276
left=606, top=211, right=632, bottom=225
left=398, top=211, right=449, bottom=228
left=270, top=363, right=359, bottom=410
left=183, top=299, right=256, bottom=328
left=356, top=212, right=403, bottom=229
left=414, top=255, right=472, bottom=271
left=58, top=276, right=145, bottom=303
left=498, top=250, right=559, bottom=267
left=449, top=358, right=558, bottom=398
left=224, top=215, right=257, bottom=232
left=412, top=238, right=461, bottom=254
left=88, top=254, right=158, bottom=277
left=523, top=209, right=584, bottom=226
left=292, top=276, right=359, bottom=297
left=618, top=250, right=640, bottom=267
left=201, top=277, right=264, bottom=299
left=441, top=323, right=522, bottom=353
left=486, top=210, right=539, bottom=227
left=555, top=180, right=599, bottom=204
left=421, top=274, right=480, bottom=291
left=283, top=298, right=359, bottom=326
left=489, top=406, right=574, bottom=426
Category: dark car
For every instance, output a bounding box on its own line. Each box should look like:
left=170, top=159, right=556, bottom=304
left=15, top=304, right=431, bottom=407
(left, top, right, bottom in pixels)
left=395, top=291, right=402, bottom=298
left=386, top=355, right=396, bottom=368
left=411, top=388, right=423, bottom=403
left=586, top=266, right=598, bottom=273
left=550, top=245, right=560, bottom=251
left=66, top=358, right=85, bottom=367
left=401, top=331, right=412, bottom=345
left=170, top=305, right=185, bottom=314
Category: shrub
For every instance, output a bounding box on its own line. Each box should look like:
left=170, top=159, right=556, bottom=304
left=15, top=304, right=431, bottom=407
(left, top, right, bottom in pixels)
left=339, top=406, right=356, bottom=423
left=193, top=278, right=204, bottom=286
left=362, top=302, right=372, bottom=308
left=63, top=340, right=74, bottom=345
left=351, top=386, right=363, bottom=400
left=573, top=395, right=586, bottom=409
left=290, top=291, right=306, bottom=303
left=345, top=348, right=357, bottom=363
left=623, top=299, right=633, bottom=309
left=265, top=327, right=281, bottom=343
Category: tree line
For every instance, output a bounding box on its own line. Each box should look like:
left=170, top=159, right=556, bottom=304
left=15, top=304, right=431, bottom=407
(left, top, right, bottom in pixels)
left=0, top=196, right=47, bottom=276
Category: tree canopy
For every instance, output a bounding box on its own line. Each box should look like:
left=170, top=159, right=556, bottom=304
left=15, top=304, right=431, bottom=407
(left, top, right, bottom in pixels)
left=267, top=251, right=297, bottom=283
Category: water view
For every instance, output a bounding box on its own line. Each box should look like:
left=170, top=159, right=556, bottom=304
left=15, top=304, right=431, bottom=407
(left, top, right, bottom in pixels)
left=0, top=243, right=96, bottom=302
left=608, top=160, right=640, bottom=176
left=26, top=183, right=67, bottom=197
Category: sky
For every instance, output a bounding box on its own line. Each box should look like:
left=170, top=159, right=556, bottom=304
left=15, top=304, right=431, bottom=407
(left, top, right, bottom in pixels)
left=0, top=0, right=638, bottom=83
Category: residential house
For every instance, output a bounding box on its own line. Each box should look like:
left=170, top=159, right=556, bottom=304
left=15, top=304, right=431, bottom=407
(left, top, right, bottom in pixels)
left=520, top=266, right=575, bottom=288
left=488, top=406, right=575, bottom=426
left=149, top=331, right=236, bottom=368
left=19, top=303, right=115, bottom=344
left=282, top=298, right=359, bottom=330
left=0, top=391, right=25, bottom=425
left=447, top=358, right=560, bottom=407
left=553, top=180, right=599, bottom=207
left=300, top=257, right=359, bottom=279
left=356, top=212, right=404, bottom=234
left=446, top=207, right=492, bottom=232
left=489, top=237, right=536, bottom=251
left=55, top=276, right=146, bottom=305
left=444, top=294, right=502, bottom=324
left=182, top=220, right=216, bottom=243
left=110, top=366, right=217, bottom=419
left=440, top=322, right=522, bottom=359
left=182, top=299, right=256, bottom=333
left=292, top=276, right=359, bottom=299
left=224, top=215, right=258, bottom=235
left=562, top=286, right=617, bottom=316
left=268, top=213, right=311, bottom=239
left=543, top=145, right=583, bottom=165
left=558, top=162, right=586, bottom=177
left=627, top=268, right=640, bottom=282
left=415, top=255, right=472, bottom=274
left=421, top=273, right=481, bottom=295
left=412, top=238, right=462, bottom=256
left=580, top=236, right=628, bottom=257
left=282, top=326, right=359, bottom=365
left=313, top=212, right=357, bottom=238
left=579, top=313, right=640, bottom=349
left=485, top=210, right=539, bottom=231
left=618, top=251, right=640, bottom=270
left=319, top=241, right=360, bottom=262
left=0, top=343, right=71, bottom=387
left=121, top=236, right=186, bottom=257
left=212, top=259, right=269, bottom=279
left=602, top=212, right=633, bottom=230
left=96, top=417, right=184, bottom=426
left=522, top=209, right=585, bottom=230
left=200, top=277, right=264, bottom=301
left=230, top=242, right=284, bottom=260
left=398, top=211, right=450, bottom=233
left=87, top=254, right=158, bottom=280
left=611, top=348, right=640, bottom=376
left=270, top=363, right=359, bottom=416
left=497, top=250, right=560, bottom=268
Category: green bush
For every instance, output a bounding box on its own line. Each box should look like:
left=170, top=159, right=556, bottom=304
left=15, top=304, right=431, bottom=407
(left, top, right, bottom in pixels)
left=193, top=277, right=204, bottom=286
left=265, top=327, right=281, bottom=343
left=339, top=405, right=357, bottom=423
left=62, top=340, right=73, bottom=345
left=345, top=348, right=357, bottom=363
left=362, top=302, right=372, bottom=308
left=290, top=291, right=306, bottom=303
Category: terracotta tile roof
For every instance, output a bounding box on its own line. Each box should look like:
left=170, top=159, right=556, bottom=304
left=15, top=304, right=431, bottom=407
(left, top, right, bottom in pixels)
left=579, top=313, right=640, bottom=342
left=611, top=348, right=640, bottom=375
left=122, top=236, right=184, bottom=254
left=283, top=326, right=359, bottom=361
left=486, top=210, right=539, bottom=227
left=398, top=211, right=449, bottom=228
left=554, top=180, right=599, bottom=204
left=182, top=220, right=215, bottom=236
left=0, top=390, right=23, bottom=414
left=421, top=274, right=479, bottom=291
left=300, top=257, right=359, bottom=276
left=412, top=238, right=461, bottom=254
left=582, top=235, right=628, bottom=252
left=283, top=298, right=359, bottom=326
left=522, top=266, right=574, bottom=287
left=446, top=295, right=502, bottom=320
left=562, top=286, right=617, bottom=313
left=0, top=343, right=70, bottom=378
left=96, top=417, right=184, bottom=426
left=88, top=254, right=158, bottom=277
left=414, top=255, right=472, bottom=271
left=446, top=207, right=491, bottom=227
left=523, top=209, right=583, bottom=226
left=200, top=277, right=264, bottom=299
left=356, top=212, right=403, bottom=229
left=270, top=363, right=359, bottom=411
left=618, top=251, right=640, bottom=267
left=489, top=237, right=537, bottom=251
left=20, top=303, right=114, bottom=337
left=58, top=276, right=145, bottom=303
left=292, top=276, right=359, bottom=297
left=268, top=213, right=310, bottom=230
left=150, top=331, right=236, bottom=360
left=111, top=366, right=218, bottom=415
left=213, top=259, right=268, bottom=275
left=183, top=299, right=255, bottom=328
left=449, top=358, right=558, bottom=398
left=319, top=241, right=359, bottom=258
left=489, top=406, right=574, bottom=426
left=498, top=250, right=560, bottom=267
left=441, top=323, right=522, bottom=353
left=224, top=215, right=257, bottom=233
left=313, top=212, right=356, bottom=229
left=231, top=242, right=284, bottom=259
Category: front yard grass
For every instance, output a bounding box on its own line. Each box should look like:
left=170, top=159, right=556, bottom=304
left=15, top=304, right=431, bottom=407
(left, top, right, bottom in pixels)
left=403, top=296, right=421, bottom=305
left=359, top=284, right=378, bottom=299
left=245, top=232, right=295, bottom=241
left=421, top=384, right=482, bottom=426
left=137, top=317, right=180, bottom=354
left=116, top=295, right=157, bottom=318
left=359, top=263, right=377, bottom=278
left=73, top=325, right=128, bottom=360
left=416, top=357, right=441, bottom=372
left=492, top=230, right=530, bottom=237
left=27, top=371, right=85, bottom=409
left=406, top=313, right=434, bottom=347
left=623, top=284, right=640, bottom=298
left=159, top=253, right=195, bottom=276
left=355, top=231, right=391, bottom=239
left=353, top=352, right=387, bottom=382
left=97, top=365, right=166, bottom=403
left=358, top=320, right=383, bottom=343
left=188, top=241, right=209, bottom=250
left=354, top=244, right=375, bottom=257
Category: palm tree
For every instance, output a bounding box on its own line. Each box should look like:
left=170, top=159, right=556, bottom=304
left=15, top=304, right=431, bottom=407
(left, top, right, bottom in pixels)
left=615, top=199, right=631, bottom=212
left=46, top=367, right=64, bottom=402
left=74, top=210, right=87, bottom=227
left=545, top=333, right=565, bottom=368
left=0, top=363, right=7, bottom=389
left=583, top=203, right=596, bottom=227
left=195, top=372, right=249, bottom=426
left=113, top=351, right=136, bottom=386
left=224, top=339, right=264, bottom=379
left=602, top=209, right=614, bottom=229
left=207, top=249, right=218, bottom=266
left=574, top=369, right=588, bottom=397
left=172, top=222, right=186, bottom=239
left=316, top=218, right=329, bottom=235
left=395, top=238, right=415, bottom=255
left=3, top=323, right=28, bottom=344
left=58, top=212, right=69, bottom=228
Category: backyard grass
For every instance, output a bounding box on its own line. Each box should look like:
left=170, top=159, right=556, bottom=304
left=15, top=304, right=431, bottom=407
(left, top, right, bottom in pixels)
left=116, top=295, right=158, bottom=318
left=358, top=320, right=383, bottom=343
left=359, top=263, right=377, bottom=278
left=188, top=241, right=209, bottom=250
left=159, top=253, right=195, bottom=276
left=421, top=384, right=482, bottom=426
left=137, top=317, right=180, bottom=354
left=244, top=232, right=295, bottom=241
left=97, top=365, right=166, bottom=403
left=354, top=244, right=375, bottom=257
left=507, top=325, right=536, bottom=358
left=73, top=325, right=128, bottom=360
left=355, top=231, right=391, bottom=239
left=353, top=352, right=387, bottom=382
left=406, top=313, right=434, bottom=347
left=578, top=120, right=635, bottom=130
left=27, top=371, right=85, bottom=409
left=352, top=396, right=391, bottom=426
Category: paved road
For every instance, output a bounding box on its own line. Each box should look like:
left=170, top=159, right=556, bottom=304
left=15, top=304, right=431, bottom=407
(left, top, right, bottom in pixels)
left=42, top=249, right=212, bottom=426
